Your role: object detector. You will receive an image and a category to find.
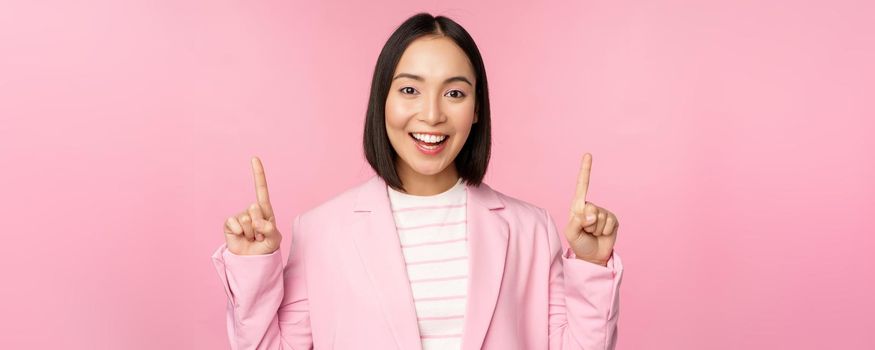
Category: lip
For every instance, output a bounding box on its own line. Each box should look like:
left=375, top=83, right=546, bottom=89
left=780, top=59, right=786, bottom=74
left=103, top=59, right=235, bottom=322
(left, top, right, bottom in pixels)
left=409, top=133, right=448, bottom=155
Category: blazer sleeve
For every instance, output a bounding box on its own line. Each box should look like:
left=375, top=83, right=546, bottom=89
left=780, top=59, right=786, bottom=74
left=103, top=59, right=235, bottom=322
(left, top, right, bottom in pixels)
left=542, top=208, right=624, bottom=350
left=210, top=214, right=313, bottom=350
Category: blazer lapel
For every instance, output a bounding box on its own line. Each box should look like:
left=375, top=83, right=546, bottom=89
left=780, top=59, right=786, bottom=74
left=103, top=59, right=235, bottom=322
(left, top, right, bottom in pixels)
left=461, top=178, right=509, bottom=350
left=350, top=175, right=509, bottom=350
left=351, top=175, right=423, bottom=350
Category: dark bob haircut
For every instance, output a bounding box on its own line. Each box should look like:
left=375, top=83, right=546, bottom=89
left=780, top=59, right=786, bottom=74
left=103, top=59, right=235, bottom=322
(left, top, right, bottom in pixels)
left=362, top=12, right=492, bottom=193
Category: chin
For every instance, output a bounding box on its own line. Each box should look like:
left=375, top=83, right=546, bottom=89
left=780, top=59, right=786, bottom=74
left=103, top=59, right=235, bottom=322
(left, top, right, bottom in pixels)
left=411, top=164, right=446, bottom=176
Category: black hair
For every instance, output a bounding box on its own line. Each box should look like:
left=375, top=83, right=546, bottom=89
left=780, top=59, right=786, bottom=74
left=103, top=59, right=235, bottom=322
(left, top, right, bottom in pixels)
left=362, top=12, right=492, bottom=193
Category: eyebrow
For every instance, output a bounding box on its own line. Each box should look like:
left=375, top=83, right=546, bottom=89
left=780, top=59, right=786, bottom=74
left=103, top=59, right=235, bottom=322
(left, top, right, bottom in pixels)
left=392, top=73, right=473, bottom=87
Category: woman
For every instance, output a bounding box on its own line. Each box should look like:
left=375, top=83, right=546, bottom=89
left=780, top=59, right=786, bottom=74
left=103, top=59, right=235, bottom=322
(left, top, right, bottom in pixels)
left=212, top=12, right=623, bottom=350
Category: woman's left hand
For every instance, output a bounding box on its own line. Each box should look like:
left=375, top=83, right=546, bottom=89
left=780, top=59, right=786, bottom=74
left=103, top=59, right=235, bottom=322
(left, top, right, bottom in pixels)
left=564, top=153, right=619, bottom=267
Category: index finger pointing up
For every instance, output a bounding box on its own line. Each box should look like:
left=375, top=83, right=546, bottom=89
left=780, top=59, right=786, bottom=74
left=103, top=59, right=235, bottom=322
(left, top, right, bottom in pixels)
left=251, top=156, right=275, bottom=219
left=575, top=153, right=593, bottom=202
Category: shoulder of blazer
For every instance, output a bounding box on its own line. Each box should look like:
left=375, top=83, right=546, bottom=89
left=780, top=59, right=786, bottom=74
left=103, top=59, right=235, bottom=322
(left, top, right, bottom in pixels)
left=294, top=176, right=374, bottom=225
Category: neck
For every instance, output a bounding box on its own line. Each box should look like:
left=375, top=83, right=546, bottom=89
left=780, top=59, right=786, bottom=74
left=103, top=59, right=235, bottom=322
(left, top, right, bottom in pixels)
left=396, top=162, right=460, bottom=196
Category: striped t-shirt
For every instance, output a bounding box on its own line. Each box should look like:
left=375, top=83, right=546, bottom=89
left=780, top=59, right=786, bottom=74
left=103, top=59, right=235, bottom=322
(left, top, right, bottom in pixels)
left=387, top=177, right=468, bottom=350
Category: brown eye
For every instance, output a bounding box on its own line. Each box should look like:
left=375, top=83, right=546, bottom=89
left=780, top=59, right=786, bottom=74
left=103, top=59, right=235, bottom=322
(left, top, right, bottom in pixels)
left=400, top=87, right=418, bottom=95
left=445, top=89, right=466, bottom=99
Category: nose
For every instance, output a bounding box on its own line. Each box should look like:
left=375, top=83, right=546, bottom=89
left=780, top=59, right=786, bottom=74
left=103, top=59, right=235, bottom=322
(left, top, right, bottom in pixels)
left=419, top=93, right=445, bottom=125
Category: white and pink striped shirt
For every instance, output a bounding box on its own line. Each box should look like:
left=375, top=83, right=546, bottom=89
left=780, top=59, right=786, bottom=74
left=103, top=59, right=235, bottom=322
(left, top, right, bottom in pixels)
left=387, top=177, right=468, bottom=350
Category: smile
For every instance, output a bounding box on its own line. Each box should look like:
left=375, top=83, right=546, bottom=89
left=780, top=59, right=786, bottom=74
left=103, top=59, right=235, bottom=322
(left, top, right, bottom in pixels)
left=409, top=132, right=449, bottom=155
left=409, top=132, right=448, bottom=144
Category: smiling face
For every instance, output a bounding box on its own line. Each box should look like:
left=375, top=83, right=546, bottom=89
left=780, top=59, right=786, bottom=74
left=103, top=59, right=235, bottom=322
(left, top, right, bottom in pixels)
left=385, top=35, right=478, bottom=187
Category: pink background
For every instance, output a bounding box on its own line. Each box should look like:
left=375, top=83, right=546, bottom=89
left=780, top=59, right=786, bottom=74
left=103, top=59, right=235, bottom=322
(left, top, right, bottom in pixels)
left=2, top=0, right=873, bottom=348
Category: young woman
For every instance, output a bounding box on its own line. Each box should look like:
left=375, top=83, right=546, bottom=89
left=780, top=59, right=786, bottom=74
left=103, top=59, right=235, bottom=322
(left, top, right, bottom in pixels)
left=213, top=12, right=624, bottom=350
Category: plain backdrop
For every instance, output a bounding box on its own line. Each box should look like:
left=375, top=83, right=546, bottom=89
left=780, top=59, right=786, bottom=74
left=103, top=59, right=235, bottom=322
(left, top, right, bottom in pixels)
left=1, top=0, right=873, bottom=349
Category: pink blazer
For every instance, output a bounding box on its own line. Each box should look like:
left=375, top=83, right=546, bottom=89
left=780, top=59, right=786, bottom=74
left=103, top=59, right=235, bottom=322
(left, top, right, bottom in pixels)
left=212, top=175, right=624, bottom=349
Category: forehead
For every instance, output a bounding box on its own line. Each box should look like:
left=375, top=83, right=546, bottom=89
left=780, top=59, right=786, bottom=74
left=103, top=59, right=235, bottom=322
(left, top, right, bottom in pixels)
left=394, top=36, right=475, bottom=80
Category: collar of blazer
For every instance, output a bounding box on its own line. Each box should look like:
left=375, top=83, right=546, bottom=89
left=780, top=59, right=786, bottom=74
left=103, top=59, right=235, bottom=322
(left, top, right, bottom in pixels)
left=349, top=175, right=510, bottom=350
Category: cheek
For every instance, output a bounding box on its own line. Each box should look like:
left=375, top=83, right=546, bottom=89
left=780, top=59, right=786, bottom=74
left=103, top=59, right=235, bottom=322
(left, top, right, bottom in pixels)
left=384, top=96, right=413, bottom=129
left=448, top=103, right=477, bottom=130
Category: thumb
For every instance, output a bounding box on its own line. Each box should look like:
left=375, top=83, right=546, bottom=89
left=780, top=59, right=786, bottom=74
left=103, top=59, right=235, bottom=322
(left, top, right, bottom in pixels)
left=253, top=219, right=274, bottom=234
left=253, top=220, right=275, bottom=242
left=581, top=203, right=599, bottom=233
left=566, top=205, right=598, bottom=239
left=569, top=201, right=598, bottom=226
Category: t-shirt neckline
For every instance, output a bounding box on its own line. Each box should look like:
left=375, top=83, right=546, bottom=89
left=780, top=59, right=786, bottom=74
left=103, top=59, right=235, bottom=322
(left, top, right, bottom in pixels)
left=387, top=177, right=465, bottom=200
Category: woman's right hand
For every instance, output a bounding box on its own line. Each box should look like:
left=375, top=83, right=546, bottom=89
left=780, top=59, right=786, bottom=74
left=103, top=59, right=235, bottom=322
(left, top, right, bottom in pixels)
left=223, top=156, right=283, bottom=256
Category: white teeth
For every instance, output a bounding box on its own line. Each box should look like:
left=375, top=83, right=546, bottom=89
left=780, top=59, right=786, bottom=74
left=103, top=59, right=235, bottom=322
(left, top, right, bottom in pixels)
left=411, top=133, right=447, bottom=143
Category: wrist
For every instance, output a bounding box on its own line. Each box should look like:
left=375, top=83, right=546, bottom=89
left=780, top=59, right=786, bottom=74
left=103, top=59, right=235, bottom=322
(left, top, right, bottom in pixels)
left=565, top=248, right=609, bottom=266
left=576, top=257, right=608, bottom=267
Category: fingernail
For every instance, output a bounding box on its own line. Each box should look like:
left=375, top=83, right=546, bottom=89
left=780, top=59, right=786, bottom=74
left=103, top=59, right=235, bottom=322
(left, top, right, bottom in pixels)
left=586, top=214, right=596, bottom=223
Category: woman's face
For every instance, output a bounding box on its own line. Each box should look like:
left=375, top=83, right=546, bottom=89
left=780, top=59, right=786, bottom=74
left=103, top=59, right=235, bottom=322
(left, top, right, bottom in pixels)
left=385, top=35, right=478, bottom=180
